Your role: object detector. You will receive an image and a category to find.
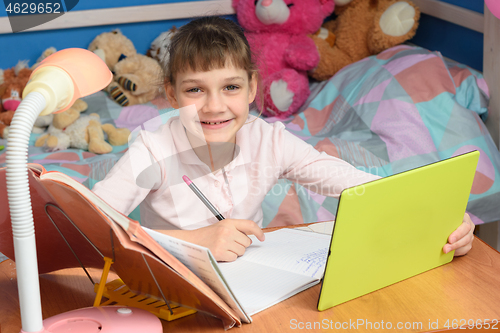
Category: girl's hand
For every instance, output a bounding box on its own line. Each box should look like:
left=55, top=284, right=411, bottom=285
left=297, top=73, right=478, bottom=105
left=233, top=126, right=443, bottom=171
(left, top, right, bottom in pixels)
left=443, top=213, right=475, bottom=256
left=187, top=219, right=265, bottom=262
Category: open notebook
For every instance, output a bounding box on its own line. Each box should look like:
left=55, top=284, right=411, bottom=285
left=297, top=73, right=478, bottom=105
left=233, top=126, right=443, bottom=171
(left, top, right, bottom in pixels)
left=145, top=227, right=330, bottom=320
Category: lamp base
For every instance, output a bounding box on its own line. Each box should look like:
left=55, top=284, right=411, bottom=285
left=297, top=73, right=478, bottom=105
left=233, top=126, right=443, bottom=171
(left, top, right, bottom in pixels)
left=30, top=306, right=162, bottom=333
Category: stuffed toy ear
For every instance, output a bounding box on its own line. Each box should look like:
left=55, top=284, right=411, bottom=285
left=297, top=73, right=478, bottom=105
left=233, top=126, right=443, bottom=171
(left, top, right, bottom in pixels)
left=232, top=0, right=240, bottom=9
left=320, top=0, right=335, bottom=15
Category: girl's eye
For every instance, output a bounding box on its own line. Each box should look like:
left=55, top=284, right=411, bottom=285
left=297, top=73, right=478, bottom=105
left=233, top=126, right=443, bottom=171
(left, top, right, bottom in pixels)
left=186, top=87, right=201, bottom=93
left=225, top=85, right=239, bottom=91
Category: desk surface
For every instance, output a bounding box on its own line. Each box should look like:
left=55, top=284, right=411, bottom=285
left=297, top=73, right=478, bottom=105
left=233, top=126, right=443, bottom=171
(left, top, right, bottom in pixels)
left=1, top=235, right=500, bottom=332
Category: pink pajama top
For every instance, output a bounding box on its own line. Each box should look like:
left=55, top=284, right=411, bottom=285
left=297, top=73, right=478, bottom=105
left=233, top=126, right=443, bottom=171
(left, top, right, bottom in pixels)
left=92, top=115, right=380, bottom=230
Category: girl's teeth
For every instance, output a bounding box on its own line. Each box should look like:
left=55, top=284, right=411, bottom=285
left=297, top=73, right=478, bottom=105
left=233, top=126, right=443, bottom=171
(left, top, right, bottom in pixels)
left=204, top=121, right=225, bottom=125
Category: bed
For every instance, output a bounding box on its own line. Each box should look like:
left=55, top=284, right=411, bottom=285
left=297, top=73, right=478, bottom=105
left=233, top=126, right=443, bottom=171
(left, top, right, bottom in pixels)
left=1, top=0, right=499, bottom=232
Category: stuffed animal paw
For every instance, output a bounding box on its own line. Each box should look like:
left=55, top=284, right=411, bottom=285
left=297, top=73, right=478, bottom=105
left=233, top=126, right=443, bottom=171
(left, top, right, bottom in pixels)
left=310, top=0, right=420, bottom=81
left=369, top=1, right=420, bottom=54
left=101, top=123, right=130, bottom=146
left=106, top=54, right=162, bottom=106
left=87, top=119, right=113, bottom=154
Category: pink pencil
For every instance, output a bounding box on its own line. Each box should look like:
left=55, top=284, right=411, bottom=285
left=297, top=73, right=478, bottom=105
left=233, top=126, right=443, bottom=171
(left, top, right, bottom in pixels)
left=182, top=175, right=225, bottom=221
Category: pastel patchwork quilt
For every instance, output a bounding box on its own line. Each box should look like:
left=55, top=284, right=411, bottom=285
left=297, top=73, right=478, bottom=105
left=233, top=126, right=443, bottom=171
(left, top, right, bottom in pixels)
left=0, top=46, right=497, bottom=230
left=263, top=45, right=495, bottom=227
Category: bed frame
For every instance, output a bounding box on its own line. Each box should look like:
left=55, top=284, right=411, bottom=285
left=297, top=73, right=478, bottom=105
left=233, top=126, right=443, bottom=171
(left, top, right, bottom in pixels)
left=411, top=0, right=500, bottom=250
left=1, top=0, right=499, bottom=245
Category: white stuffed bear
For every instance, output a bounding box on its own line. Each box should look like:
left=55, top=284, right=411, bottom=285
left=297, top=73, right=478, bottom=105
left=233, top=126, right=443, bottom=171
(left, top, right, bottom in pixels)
left=147, top=27, right=177, bottom=68
left=32, top=114, right=54, bottom=134
left=35, top=99, right=130, bottom=154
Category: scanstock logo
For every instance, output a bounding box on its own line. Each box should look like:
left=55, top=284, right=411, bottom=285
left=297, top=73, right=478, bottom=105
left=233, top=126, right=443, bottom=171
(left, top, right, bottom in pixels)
left=3, top=0, right=79, bottom=32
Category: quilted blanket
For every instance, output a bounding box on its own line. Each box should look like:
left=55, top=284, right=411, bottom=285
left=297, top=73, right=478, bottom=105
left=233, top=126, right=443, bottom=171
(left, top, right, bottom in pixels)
left=263, top=45, right=496, bottom=227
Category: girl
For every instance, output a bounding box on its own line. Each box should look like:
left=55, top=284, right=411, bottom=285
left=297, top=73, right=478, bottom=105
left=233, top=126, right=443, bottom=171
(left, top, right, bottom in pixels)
left=92, top=17, right=474, bottom=262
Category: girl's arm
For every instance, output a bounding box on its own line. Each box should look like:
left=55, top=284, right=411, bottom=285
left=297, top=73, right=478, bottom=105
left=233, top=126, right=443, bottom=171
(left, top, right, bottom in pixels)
left=92, top=131, right=162, bottom=216
left=276, top=124, right=380, bottom=197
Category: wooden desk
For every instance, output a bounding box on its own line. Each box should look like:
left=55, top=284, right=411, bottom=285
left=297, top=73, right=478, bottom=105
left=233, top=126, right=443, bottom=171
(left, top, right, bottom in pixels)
left=1, top=236, right=500, bottom=332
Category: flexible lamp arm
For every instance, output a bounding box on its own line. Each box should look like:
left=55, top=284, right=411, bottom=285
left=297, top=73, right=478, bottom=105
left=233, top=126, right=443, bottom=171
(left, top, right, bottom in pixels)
left=6, top=92, right=47, bottom=332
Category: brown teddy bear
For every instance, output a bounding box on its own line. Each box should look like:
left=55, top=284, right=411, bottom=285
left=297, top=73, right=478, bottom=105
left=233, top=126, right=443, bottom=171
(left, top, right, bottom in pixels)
left=35, top=99, right=131, bottom=154
left=309, top=0, right=420, bottom=81
left=31, top=47, right=57, bottom=70
left=88, top=30, right=163, bottom=106
left=0, top=62, right=32, bottom=112
left=0, top=61, right=33, bottom=138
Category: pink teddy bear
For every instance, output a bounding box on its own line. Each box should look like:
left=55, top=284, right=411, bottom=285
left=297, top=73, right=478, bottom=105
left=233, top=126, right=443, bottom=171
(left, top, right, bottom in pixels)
left=233, top=0, right=335, bottom=118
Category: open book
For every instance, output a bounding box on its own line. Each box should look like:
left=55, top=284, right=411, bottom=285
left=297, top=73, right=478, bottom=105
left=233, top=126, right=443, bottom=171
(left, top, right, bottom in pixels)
left=145, top=227, right=330, bottom=320
left=0, top=164, right=330, bottom=328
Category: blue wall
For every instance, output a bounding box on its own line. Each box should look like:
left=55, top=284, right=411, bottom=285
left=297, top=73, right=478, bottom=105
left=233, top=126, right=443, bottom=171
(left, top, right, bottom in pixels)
left=0, top=0, right=486, bottom=71
left=437, top=0, right=483, bottom=13
left=409, top=0, right=484, bottom=71
left=0, top=0, right=220, bottom=69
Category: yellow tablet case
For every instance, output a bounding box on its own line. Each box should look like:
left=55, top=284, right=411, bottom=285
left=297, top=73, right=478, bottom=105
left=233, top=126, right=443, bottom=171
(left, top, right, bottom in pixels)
left=317, top=151, right=479, bottom=311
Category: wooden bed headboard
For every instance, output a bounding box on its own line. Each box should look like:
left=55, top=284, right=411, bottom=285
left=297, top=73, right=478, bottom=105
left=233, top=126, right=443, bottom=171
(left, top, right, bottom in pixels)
left=0, top=0, right=498, bottom=149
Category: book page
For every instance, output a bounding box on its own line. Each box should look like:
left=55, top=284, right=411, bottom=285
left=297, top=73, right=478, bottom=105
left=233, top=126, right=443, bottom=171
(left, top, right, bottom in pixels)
left=218, top=260, right=318, bottom=316
left=143, top=227, right=251, bottom=323
left=308, top=221, right=334, bottom=234
left=216, top=229, right=330, bottom=315
left=233, top=228, right=331, bottom=279
left=145, top=227, right=330, bottom=318
left=294, top=221, right=335, bottom=235
left=39, top=171, right=130, bottom=230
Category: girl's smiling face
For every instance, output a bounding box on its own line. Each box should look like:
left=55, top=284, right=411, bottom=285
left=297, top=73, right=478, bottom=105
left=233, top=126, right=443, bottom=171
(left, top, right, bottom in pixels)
left=166, top=65, right=257, bottom=145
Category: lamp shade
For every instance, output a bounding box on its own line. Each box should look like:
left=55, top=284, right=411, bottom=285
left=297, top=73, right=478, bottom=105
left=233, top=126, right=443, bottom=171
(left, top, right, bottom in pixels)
left=33, top=48, right=113, bottom=113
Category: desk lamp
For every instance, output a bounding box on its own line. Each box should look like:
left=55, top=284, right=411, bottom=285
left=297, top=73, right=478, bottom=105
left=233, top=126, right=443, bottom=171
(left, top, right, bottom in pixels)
left=6, top=48, right=162, bottom=333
